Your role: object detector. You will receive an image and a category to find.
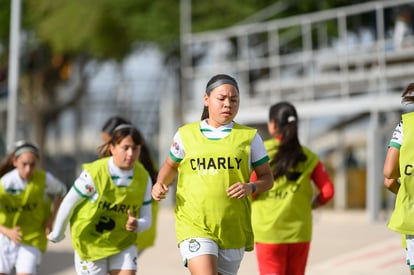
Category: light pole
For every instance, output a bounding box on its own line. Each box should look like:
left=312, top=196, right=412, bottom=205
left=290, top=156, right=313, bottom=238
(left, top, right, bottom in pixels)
left=179, top=0, right=191, bottom=125
left=7, top=0, right=21, bottom=151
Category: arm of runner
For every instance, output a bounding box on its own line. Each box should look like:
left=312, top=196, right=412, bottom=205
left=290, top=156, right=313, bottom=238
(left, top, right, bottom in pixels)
left=45, top=196, right=65, bottom=235
left=152, top=156, right=179, bottom=201
left=0, top=225, right=22, bottom=244
left=311, top=161, right=334, bottom=208
left=47, top=187, right=83, bottom=242
left=132, top=177, right=153, bottom=232
left=249, top=133, right=273, bottom=194
left=44, top=172, right=68, bottom=235
left=227, top=162, right=273, bottom=199
left=384, top=146, right=400, bottom=180
left=249, top=162, right=273, bottom=194
left=384, top=178, right=400, bottom=194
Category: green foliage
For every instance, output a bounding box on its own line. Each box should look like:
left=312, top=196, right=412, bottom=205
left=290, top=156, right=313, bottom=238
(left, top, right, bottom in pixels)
left=24, top=0, right=180, bottom=60
left=0, top=0, right=377, bottom=157
left=190, top=0, right=373, bottom=33
left=191, top=0, right=276, bottom=32
left=0, top=0, right=11, bottom=42
left=285, top=0, right=369, bottom=16
left=0, top=0, right=375, bottom=60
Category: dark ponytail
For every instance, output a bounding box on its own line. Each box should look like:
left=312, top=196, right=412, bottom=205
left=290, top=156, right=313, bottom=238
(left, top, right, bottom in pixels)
left=269, top=101, right=307, bottom=179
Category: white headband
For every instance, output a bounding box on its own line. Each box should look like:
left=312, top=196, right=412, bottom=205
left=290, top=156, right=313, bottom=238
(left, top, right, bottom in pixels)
left=14, top=143, right=39, bottom=158
left=113, top=124, right=134, bottom=132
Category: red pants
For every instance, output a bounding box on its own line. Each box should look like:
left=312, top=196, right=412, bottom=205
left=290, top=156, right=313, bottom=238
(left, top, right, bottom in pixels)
left=255, top=242, right=310, bottom=275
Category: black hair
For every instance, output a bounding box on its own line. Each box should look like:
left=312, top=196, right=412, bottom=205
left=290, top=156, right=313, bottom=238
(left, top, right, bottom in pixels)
left=201, top=74, right=239, bottom=120
left=98, top=124, right=143, bottom=158
left=102, top=116, right=131, bottom=135
left=268, top=101, right=307, bottom=179
left=402, top=83, right=414, bottom=104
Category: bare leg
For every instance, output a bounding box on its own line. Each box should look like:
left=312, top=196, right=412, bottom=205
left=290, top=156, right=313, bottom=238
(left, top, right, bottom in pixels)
left=187, top=254, right=218, bottom=275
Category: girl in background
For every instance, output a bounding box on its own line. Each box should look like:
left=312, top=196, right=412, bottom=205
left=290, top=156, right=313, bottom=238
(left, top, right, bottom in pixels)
left=101, top=116, right=158, bottom=256
left=384, top=83, right=414, bottom=275
left=251, top=101, right=334, bottom=275
left=48, top=125, right=152, bottom=275
left=0, top=141, right=67, bottom=275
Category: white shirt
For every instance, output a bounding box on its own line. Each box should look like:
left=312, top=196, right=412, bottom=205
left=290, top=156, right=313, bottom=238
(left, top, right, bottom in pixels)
left=389, top=120, right=403, bottom=148
left=1, top=169, right=67, bottom=198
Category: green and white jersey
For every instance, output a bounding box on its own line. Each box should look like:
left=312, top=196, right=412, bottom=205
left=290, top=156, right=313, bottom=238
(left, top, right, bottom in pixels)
left=389, top=120, right=403, bottom=149
left=0, top=170, right=52, bottom=252
left=0, top=168, right=67, bottom=198
left=173, top=121, right=264, bottom=251
left=70, top=157, right=150, bottom=261
left=170, top=120, right=269, bottom=168
left=388, top=112, right=414, bottom=235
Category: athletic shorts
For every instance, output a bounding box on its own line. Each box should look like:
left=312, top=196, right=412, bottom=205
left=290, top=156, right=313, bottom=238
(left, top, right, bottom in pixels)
left=74, top=245, right=137, bottom=275
left=255, top=242, right=310, bottom=275
left=179, top=238, right=244, bottom=275
left=0, top=234, right=41, bottom=274
left=406, top=235, right=414, bottom=269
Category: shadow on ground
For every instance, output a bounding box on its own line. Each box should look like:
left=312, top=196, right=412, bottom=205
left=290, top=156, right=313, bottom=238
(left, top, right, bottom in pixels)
left=39, top=251, right=74, bottom=274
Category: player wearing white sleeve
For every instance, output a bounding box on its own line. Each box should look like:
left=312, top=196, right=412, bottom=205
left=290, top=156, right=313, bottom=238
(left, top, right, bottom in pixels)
left=152, top=74, right=273, bottom=275
left=0, top=141, right=67, bottom=275
left=48, top=125, right=151, bottom=275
